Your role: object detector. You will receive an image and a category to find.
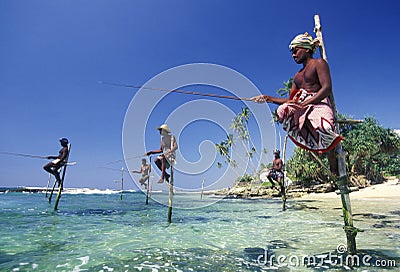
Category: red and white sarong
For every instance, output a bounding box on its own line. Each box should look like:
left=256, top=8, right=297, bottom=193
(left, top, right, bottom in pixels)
left=276, top=89, right=343, bottom=153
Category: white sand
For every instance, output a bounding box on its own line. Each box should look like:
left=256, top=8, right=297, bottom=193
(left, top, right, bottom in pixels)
left=301, top=177, right=400, bottom=200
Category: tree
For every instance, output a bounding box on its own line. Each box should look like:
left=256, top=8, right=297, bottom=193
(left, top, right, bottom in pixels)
left=286, top=116, right=400, bottom=184
left=341, top=117, right=400, bottom=180
left=286, top=148, right=331, bottom=185
left=215, top=107, right=260, bottom=182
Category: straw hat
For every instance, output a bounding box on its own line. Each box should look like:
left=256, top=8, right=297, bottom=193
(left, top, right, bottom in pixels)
left=157, top=124, right=171, bottom=133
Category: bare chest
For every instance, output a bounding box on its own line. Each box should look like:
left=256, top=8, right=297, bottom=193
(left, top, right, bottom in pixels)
left=294, top=65, right=320, bottom=91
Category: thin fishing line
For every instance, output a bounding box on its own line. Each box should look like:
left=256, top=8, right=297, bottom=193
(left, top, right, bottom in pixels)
left=99, top=81, right=254, bottom=101
left=101, top=155, right=145, bottom=166
left=98, top=166, right=126, bottom=172
left=0, top=151, right=48, bottom=160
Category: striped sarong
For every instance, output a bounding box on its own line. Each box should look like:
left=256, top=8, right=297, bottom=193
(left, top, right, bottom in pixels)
left=276, top=89, right=343, bottom=153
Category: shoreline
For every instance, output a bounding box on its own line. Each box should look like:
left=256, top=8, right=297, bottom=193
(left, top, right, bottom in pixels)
left=213, top=176, right=400, bottom=201
left=301, top=176, right=400, bottom=200
left=1, top=177, right=399, bottom=200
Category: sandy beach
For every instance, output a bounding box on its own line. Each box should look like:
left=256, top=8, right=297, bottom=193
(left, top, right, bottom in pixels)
left=301, top=176, right=400, bottom=200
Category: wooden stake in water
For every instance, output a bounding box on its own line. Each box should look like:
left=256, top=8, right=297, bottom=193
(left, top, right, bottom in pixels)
left=54, top=144, right=71, bottom=210
left=200, top=178, right=205, bottom=200
left=146, top=157, right=151, bottom=205
left=45, top=173, right=51, bottom=198
left=314, top=14, right=359, bottom=254
left=281, top=135, right=288, bottom=211
left=167, top=163, right=174, bottom=224
left=120, top=167, right=124, bottom=200
left=48, top=178, right=58, bottom=203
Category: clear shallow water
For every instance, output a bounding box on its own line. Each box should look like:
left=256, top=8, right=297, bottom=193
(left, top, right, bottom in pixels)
left=0, top=190, right=399, bottom=271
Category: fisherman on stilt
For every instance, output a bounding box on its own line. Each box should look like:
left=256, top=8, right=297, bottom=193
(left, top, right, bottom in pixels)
left=43, top=138, right=69, bottom=185
left=267, top=149, right=285, bottom=195
left=145, top=124, right=178, bottom=184
left=252, top=32, right=343, bottom=174
left=132, top=158, right=151, bottom=189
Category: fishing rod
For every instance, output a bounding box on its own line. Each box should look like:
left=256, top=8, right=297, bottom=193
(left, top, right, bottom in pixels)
left=100, top=166, right=139, bottom=187
left=99, top=165, right=139, bottom=172
left=99, top=166, right=126, bottom=172
left=0, top=151, right=48, bottom=160
left=101, top=155, right=145, bottom=166
left=99, top=81, right=254, bottom=101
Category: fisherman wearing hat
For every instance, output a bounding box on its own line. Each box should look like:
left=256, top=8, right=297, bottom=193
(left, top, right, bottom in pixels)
left=43, top=138, right=69, bottom=184
left=132, top=158, right=150, bottom=189
left=145, top=124, right=178, bottom=183
left=267, top=149, right=284, bottom=191
left=251, top=32, right=342, bottom=175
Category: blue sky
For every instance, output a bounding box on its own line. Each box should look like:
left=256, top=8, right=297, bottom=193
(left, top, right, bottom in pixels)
left=1, top=1, right=399, bottom=190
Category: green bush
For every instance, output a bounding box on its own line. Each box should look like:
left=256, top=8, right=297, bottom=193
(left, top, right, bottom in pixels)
left=286, top=116, right=400, bottom=184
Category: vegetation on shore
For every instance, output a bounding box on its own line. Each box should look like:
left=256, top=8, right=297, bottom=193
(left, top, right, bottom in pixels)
left=287, top=116, right=399, bottom=186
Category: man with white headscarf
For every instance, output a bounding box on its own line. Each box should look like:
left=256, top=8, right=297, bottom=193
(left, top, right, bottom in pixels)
left=252, top=32, right=342, bottom=174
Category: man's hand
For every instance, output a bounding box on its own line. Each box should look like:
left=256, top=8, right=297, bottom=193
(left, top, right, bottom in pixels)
left=251, top=95, right=270, bottom=103
left=287, top=99, right=306, bottom=107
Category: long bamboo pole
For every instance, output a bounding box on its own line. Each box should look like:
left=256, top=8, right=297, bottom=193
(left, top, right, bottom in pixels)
left=48, top=179, right=58, bottom=203
left=167, top=163, right=174, bottom=224
left=120, top=167, right=124, bottom=200
left=54, top=144, right=71, bottom=210
left=45, top=173, right=52, bottom=198
left=281, top=135, right=289, bottom=211
left=314, top=14, right=359, bottom=254
left=146, top=157, right=151, bottom=205
left=200, top=178, right=205, bottom=200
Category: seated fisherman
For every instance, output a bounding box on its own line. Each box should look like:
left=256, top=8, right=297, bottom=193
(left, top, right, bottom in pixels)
left=132, top=158, right=150, bottom=188
left=252, top=32, right=343, bottom=175
left=267, top=149, right=284, bottom=190
left=43, top=138, right=69, bottom=184
left=145, top=124, right=178, bottom=183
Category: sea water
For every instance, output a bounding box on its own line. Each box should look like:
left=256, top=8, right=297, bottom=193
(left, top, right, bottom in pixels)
left=0, top=190, right=399, bottom=271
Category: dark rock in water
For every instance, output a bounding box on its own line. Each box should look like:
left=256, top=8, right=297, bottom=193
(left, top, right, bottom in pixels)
left=390, top=210, right=400, bottom=216
left=0, top=187, right=47, bottom=193
left=372, top=219, right=400, bottom=229
left=243, top=247, right=269, bottom=262
left=62, top=208, right=124, bottom=216
left=353, top=213, right=387, bottom=219
left=268, top=240, right=292, bottom=249
left=381, top=220, right=396, bottom=224
left=291, top=203, right=319, bottom=210
left=243, top=241, right=291, bottom=262
left=256, top=215, right=272, bottom=219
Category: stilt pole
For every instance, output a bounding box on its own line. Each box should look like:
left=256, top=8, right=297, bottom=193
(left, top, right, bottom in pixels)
left=200, top=178, right=205, bottom=199
left=167, top=163, right=174, bottom=224
left=146, top=157, right=151, bottom=205
left=314, top=14, right=359, bottom=254
left=120, top=167, right=124, bottom=200
left=54, top=144, right=71, bottom=210
left=45, top=173, right=51, bottom=198
left=281, top=135, right=289, bottom=211
left=48, top=179, right=58, bottom=203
